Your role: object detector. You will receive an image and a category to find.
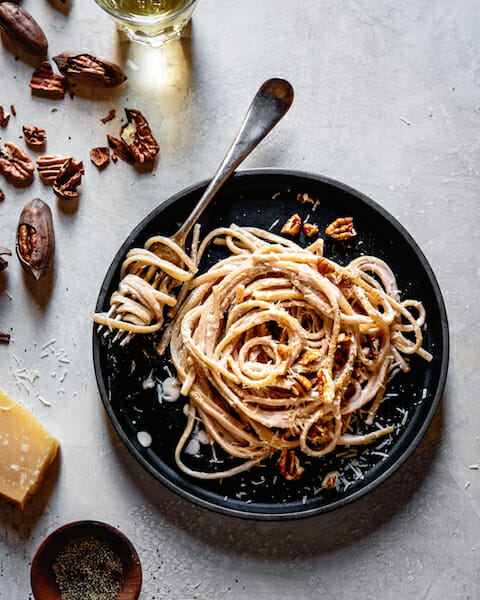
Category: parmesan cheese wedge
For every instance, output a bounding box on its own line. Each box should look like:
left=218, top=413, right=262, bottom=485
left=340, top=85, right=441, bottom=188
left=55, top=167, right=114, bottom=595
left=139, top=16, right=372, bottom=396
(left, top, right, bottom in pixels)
left=0, top=386, right=59, bottom=509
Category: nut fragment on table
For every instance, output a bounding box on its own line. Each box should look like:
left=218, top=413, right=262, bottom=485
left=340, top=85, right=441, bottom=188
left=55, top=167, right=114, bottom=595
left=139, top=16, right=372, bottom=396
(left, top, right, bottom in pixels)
left=120, top=109, right=159, bottom=163
left=0, top=106, right=10, bottom=128
left=0, top=246, right=12, bottom=271
left=0, top=189, right=4, bottom=202
left=36, top=154, right=68, bottom=184
left=325, top=217, right=356, bottom=240
left=53, top=52, right=127, bottom=88
left=53, top=157, right=84, bottom=200
left=281, top=213, right=301, bottom=235
left=0, top=141, right=34, bottom=185
left=16, top=198, right=54, bottom=280
left=303, top=222, right=319, bottom=237
left=90, top=147, right=110, bottom=169
left=23, top=125, right=47, bottom=149
left=30, top=61, right=67, bottom=99
left=107, top=135, right=134, bottom=164
left=0, top=2, right=48, bottom=58
left=101, top=109, right=116, bottom=124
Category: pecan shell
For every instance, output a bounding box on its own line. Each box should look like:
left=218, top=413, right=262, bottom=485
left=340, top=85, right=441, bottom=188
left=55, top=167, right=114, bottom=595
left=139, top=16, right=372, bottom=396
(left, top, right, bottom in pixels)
left=30, top=61, right=67, bottom=99
left=52, top=52, right=127, bottom=88
left=16, top=198, right=55, bottom=280
left=120, top=108, right=159, bottom=163
left=53, top=157, right=84, bottom=200
left=23, top=125, right=47, bottom=149
left=0, top=141, right=34, bottom=185
left=0, top=3, right=48, bottom=57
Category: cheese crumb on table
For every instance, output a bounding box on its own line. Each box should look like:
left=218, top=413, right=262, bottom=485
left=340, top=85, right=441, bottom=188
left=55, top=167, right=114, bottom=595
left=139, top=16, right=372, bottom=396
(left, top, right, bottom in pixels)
left=0, top=386, right=59, bottom=509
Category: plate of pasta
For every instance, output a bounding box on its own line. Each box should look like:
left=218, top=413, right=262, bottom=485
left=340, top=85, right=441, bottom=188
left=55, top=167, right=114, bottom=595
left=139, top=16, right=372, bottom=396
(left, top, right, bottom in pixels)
left=93, top=169, right=449, bottom=519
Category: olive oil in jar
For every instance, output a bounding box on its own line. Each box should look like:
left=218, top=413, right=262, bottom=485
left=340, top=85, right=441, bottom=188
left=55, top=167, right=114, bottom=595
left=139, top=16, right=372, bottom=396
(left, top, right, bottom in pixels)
left=105, top=0, right=193, bottom=18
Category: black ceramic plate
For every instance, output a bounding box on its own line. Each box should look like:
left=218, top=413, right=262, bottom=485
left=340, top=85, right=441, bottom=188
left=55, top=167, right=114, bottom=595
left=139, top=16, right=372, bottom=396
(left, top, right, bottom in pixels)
left=93, top=169, right=449, bottom=520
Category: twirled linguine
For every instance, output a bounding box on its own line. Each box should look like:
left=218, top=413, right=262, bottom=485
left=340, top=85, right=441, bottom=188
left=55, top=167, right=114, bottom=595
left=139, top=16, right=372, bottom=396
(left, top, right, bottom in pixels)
left=94, top=224, right=431, bottom=480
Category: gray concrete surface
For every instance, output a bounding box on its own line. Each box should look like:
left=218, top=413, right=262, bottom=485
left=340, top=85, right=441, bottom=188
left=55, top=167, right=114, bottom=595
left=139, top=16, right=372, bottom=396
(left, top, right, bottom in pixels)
left=0, top=1, right=479, bottom=598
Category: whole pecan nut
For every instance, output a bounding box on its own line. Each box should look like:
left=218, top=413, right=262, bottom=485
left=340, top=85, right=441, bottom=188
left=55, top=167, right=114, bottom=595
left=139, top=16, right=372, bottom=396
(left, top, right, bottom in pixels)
left=53, top=157, right=84, bottom=200
left=120, top=108, right=159, bottom=163
left=16, top=198, right=54, bottom=280
left=53, top=52, right=127, bottom=88
left=90, top=147, right=110, bottom=169
left=325, top=217, right=356, bottom=240
left=36, top=154, right=68, bottom=184
left=30, top=61, right=67, bottom=99
left=0, top=141, right=34, bottom=184
left=23, top=125, right=47, bottom=149
left=0, top=3, right=48, bottom=57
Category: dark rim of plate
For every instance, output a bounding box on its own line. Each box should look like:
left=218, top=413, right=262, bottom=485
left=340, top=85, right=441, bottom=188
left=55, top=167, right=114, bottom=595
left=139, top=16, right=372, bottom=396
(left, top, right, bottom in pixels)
left=93, top=168, right=449, bottom=520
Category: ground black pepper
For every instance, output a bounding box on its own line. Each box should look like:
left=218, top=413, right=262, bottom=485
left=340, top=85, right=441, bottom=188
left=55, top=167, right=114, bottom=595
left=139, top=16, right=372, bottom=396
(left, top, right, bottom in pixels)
left=52, top=536, right=123, bottom=600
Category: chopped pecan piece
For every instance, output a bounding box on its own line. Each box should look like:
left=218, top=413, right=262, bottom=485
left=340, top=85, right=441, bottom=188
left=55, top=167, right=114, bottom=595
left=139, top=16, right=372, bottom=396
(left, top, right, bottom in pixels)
left=0, top=246, right=12, bottom=271
left=0, top=106, right=10, bottom=128
left=0, top=189, right=4, bottom=202
left=10, top=104, right=16, bottom=117
left=23, top=125, right=47, bottom=149
left=317, top=368, right=335, bottom=404
left=281, top=213, right=301, bottom=235
left=0, top=141, right=34, bottom=184
left=0, top=333, right=10, bottom=343
left=277, top=449, right=304, bottom=481
left=90, top=147, right=110, bottom=169
left=277, top=343, right=290, bottom=359
left=321, top=470, right=339, bottom=489
left=36, top=154, right=68, bottom=184
left=101, top=109, right=116, bottom=124
left=317, top=256, right=336, bottom=277
left=53, top=157, right=84, bottom=200
left=29, top=61, right=67, bottom=99
left=303, top=222, right=319, bottom=237
left=298, top=349, right=322, bottom=365
left=107, top=135, right=134, bottom=164
left=120, top=108, right=159, bottom=163
left=297, top=192, right=314, bottom=204
left=53, top=52, right=126, bottom=88
left=292, top=374, right=312, bottom=396
left=325, top=217, right=356, bottom=240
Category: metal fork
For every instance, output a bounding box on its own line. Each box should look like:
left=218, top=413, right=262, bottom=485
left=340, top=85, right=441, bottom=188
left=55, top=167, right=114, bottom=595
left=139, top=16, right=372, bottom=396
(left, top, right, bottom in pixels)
left=100, top=77, right=294, bottom=343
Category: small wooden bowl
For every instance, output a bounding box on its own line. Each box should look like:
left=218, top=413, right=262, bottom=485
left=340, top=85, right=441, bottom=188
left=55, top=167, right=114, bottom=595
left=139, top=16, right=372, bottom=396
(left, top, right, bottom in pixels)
left=30, top=520, right=142, bottom=600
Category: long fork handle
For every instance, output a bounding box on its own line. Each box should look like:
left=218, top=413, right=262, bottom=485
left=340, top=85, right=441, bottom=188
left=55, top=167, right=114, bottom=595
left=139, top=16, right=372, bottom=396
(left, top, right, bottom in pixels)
left=172, top=78, right=294, bottom=248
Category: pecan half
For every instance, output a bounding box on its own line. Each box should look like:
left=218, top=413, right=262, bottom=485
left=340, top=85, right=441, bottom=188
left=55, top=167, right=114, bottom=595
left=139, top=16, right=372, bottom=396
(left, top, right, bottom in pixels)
left=321, top=470, right=339, bottom=490
left=0, top=141, right=34, bottom=184
left=90, top=147, right=110, bottom=169
left=120, top=109, right=159, bottom=163
left=107, top=135, right=134, bottom=165
left=16, top=198, right=54, bottom=280
left=292, top=374, right=312, bottom=396
left=30, top=61, right=67, bottom=99
left=325, top=217, right=356, bottom=240
left=36, top=154, right=68, bottom=184
left=101, top=109, right=116, bottom=124
left=303, top=222, right=319, bottom=237
left=0, top=246, right=12, bottom=271
left=53, top=52, right=127, bottom=88
left=0, top=3, right=48, bottom=57
left=53, top=157, right=84, bottom=200
left=23, top=125, right=47, bottom=149
left=281, top=213, right=301, bottom=235
left=317, top=368, right=335, bottom=404
left=298, top=349, right=322, bottom=365
left=277, top=449, right=304, bottom=481
left=0, top=106, right=10, bottom=128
